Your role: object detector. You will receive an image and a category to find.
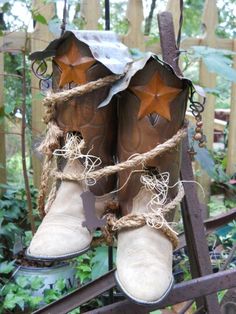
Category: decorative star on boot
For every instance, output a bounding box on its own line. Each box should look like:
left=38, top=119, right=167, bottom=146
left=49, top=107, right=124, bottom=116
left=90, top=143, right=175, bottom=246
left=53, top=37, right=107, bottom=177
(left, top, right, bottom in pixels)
left=130, top=71, right=182, bottom=121
left=54, top=40, right=96, bottom=87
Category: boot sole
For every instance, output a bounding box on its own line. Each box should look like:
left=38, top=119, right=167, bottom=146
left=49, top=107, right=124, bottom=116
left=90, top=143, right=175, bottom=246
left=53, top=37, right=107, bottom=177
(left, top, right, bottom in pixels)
left=25, top=245, right=90, bottom=262
left=115, top=270, right=174, bottom=306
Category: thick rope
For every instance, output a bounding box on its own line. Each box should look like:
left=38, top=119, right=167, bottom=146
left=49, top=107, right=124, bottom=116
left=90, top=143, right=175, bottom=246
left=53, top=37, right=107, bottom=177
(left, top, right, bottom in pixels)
left=38, top=121, right=63, bottom=155
left=43, top=74, right=123, bottom=110
left=37, top=121, right=63, bottom=217
left=38, top=155, right=53, bottom=218
left=104, top=182, right=184, bottom=249
left=53, top=127, right=187, bottom=183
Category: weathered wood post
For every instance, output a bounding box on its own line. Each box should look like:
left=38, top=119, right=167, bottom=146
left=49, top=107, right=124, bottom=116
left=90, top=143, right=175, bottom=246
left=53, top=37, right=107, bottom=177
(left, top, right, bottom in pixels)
left=197, top=0, right=217, bottom=210
left=80, top=0, right=101, bottom=29
left=227, top=39, right=236, bottom=176
left=0, top=36, right=7, bottom=194
left=31, top=0, right=55, bottom=188
left=123, top=0, right=145, bottom=51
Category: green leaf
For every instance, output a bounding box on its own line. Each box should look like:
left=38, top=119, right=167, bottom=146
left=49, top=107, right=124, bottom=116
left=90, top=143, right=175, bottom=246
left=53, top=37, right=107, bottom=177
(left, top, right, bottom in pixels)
left=3, top=293, right=18, bottom=310
left=203, top=55, right=236, bottom=82
left=23, top=230, right=33, bottom=247
left=77, top=272, right=90, bottom=283
left=32, top=12, right=48, bottom=25
left=28, top=296, right=43, bottom=308
left=3, top=293, right=25, bottom=310
left=79, top=265, right=91, bottom=272
left=191, top=46, right=236, bottom=82
left=68, top=308, right=81, bottom=314
left=30, top=276, right=44, bottom=290
left=43, top=289, right=60, bottom=304
left=15, top=276, right=29, bottom=288
left=54, top=278, right=66, bottom=291
left=0, top=261, right=15, bottom=274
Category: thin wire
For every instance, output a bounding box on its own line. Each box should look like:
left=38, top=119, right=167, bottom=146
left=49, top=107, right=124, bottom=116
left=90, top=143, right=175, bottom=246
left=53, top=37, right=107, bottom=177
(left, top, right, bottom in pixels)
left=105, top=0, right=110, bottom=31
left=176, top=0, right=184, bottom=49
left=60, top=0, right=67, bottom=37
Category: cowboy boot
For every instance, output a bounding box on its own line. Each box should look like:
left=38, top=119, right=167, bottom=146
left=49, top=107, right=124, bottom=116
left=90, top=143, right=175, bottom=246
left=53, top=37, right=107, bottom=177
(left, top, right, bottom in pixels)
left=27, top=36, right=117, bottom=260
left=116, top=57, right=189, bottom=304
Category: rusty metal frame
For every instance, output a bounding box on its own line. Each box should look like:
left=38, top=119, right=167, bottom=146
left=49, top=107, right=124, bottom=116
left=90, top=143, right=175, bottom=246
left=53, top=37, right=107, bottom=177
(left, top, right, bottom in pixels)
left=158, top=11, right=220, bottom=313
left=33, top=10, right=236, bottom=314
left=82, top=269, right=236, bottom=314
left=34, top=267, right=236, bottom=314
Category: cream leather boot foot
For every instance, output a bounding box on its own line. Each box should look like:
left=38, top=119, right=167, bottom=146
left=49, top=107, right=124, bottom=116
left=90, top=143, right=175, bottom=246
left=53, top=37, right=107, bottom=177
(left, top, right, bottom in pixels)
left=116, top=226, right=173, bottom=304
left=115, top=188, right=175, bottom=304
left=27, top=160, right=112, bottom=261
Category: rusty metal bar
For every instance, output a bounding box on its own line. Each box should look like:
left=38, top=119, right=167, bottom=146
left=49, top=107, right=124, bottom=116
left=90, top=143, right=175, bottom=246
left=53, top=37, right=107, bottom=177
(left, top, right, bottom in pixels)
left=33, top=270, right=115, bottom=314
left=204, top=208, right=236, bottom=234
left=84, top=302, right=148, bottom=314
left=180, top=137, right=221, bottom=313
left=83, top=268, right=236, bottom=313
left=177, top=207, right=236, bottom=250
left=157, top=11, right=181, bottom=76
left=158, top=11, right=220, bottom=313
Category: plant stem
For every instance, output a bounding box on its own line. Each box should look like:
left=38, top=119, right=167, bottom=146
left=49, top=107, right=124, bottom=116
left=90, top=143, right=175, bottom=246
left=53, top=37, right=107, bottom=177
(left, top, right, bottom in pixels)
left=21, top=39, right=36, bottom=235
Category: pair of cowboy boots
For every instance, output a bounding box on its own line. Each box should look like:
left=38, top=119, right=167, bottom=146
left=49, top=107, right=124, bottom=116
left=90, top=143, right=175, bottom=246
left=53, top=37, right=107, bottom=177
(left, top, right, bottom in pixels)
left=27, top=35, right=188, bottom=304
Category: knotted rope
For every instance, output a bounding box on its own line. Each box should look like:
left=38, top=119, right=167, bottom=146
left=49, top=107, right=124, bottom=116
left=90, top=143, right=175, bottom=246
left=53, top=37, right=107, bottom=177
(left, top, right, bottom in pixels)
left=53, top=127, right=187, bottom=184
left=102, top=174, right=184, bottom=249
left=43, top=74, right=122, bottom=113
left=37, top=121, right=63, bottom=217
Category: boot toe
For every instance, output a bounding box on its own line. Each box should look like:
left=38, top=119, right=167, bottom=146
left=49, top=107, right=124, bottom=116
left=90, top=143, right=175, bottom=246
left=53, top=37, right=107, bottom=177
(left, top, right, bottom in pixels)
left=116, top=226, right=173, bottom=304
left=116, top=261, right=173, bottom=304
left=27, top=214, right=92, bottom=260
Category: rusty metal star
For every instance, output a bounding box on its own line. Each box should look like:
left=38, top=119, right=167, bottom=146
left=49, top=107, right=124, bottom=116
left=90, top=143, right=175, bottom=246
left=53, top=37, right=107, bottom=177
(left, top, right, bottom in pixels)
left=54, top=40, right=96, bottom=87
left=130, top=71, right=182, bottom=121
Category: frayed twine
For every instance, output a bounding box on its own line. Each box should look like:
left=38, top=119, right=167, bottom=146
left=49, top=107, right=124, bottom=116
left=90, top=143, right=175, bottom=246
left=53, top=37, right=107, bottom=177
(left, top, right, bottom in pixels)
left=103, top=172, right=184, bottom=249
left=53, top=133, right=102, bottom=186
left=37, top=121, right=63, bottom=218
left=53, top=127, right=187, bottom=184
left=38, top=121, right=63, bottom=156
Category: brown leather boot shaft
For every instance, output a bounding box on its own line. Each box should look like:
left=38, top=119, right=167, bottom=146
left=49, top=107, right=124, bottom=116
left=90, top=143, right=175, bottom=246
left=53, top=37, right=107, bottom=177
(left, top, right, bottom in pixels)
left=117, top=59, right=189, bottom=217
left=52, top=37, right=117, bottom=196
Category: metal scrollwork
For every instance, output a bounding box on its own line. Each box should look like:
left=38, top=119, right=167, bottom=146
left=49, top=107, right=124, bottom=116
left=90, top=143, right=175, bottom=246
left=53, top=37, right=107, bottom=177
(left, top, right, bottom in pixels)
left=189, top=87, right=205, bottom=118
left=188, top=86, right=207, bottom=159
left=32, top=59, right=52, bottom=93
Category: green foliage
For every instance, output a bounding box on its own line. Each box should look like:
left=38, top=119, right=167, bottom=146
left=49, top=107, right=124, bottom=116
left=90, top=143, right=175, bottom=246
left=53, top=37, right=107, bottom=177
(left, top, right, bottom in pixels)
left=192, top=46, right=236, bottom=83
left=0, top=260, right=15, bottom=274
left=75, top=252, right=93, bottom=284
left=31, top=10, right=48, bottom=25
left=91, top=246, right=116, bottom=281
left=0, top=276, right=45, bottom=313
left=0, top=273, right=73, bottom=313
left=0, top=185, right=38, bottom=259
left=4, top=53, right=32, bottom=125
left=217, top=0, right=236, bottom=38
left=43, top=279, right=68, bottom=304
left=68, top=308, right=80, bottom=314
left=75, top=246, right=117, bottom=284
left=182, top=0, right=204, bottom=37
